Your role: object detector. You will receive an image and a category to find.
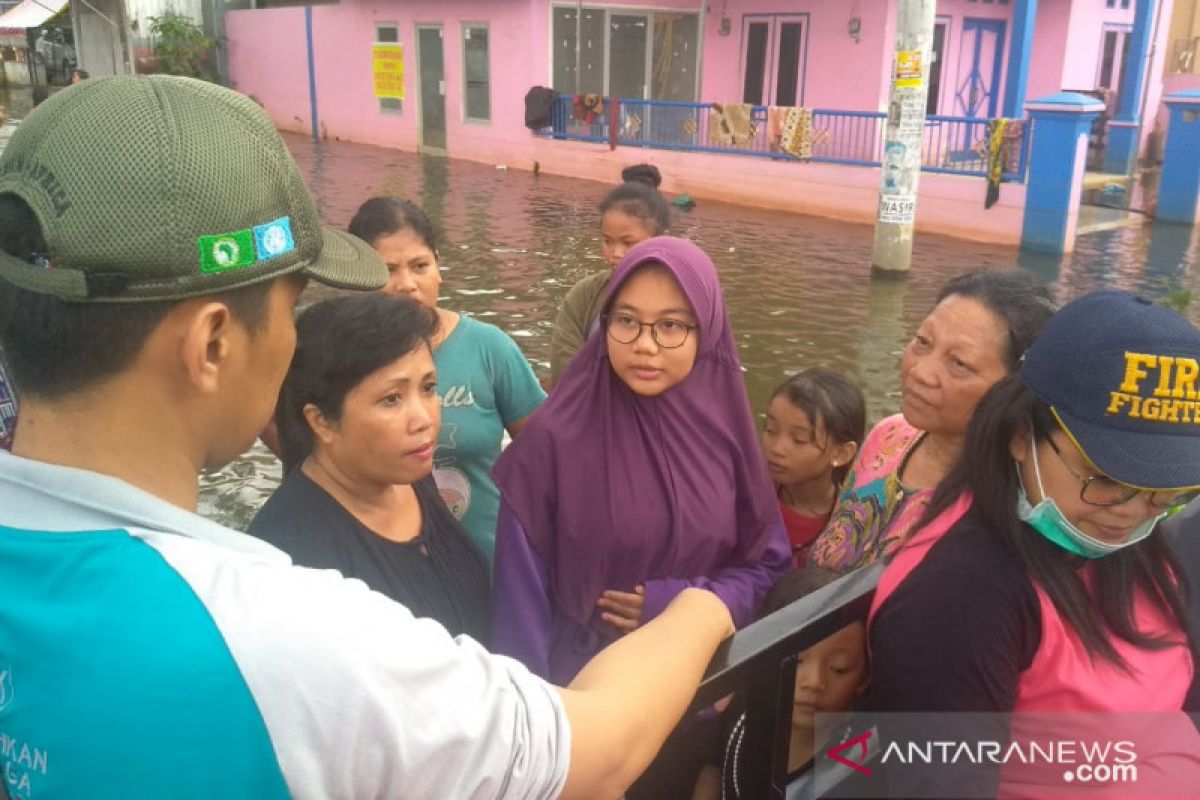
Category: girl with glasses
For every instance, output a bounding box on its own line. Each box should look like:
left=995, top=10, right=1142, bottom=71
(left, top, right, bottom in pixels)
left=491, top=237, right=791, bottom=796
left=548, top=164, right=672, bottom=387
left=868, top=291, right=1200, bottom=797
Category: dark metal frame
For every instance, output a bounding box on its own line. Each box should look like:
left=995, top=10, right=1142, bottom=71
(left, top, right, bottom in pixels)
left=687, top=564, right=883, bottom=799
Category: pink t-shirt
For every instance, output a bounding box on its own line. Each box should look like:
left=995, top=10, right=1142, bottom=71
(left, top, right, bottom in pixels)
left=870, top=501, right=1199, bottom=798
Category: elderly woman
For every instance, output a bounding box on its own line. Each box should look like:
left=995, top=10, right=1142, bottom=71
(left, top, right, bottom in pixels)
left=250, top=293, right=489, bottom=641
left=869, top=291, right=1200, bottom=796
left=809, top=270, right=1055, bottom=571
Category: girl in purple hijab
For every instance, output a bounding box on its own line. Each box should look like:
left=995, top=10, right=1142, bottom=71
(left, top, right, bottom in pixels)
left=491, top=237, right=791, bottom=687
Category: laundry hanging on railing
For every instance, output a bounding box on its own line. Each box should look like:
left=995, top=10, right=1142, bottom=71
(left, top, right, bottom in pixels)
left=985, top=118, right=1012, bottom=209
left=709, top=103, right=756, bottom=148
left=780, top=108, right=814, bottom=160
left=572, top=94, right=605, bottom=124
left=766, top=107, right=787, bottom=150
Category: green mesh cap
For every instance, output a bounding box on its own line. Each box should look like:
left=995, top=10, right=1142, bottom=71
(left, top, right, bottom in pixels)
left=0, top=75, right=388, bottom=302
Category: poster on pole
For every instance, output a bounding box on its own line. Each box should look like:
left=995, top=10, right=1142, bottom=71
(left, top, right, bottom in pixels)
left=373, top=44, right=405, bottom=100
left=895, top=93, right=926, bottom=139
left=894, top=50, right=923, bottom=89
left=879, top=194, right=916, bottom=225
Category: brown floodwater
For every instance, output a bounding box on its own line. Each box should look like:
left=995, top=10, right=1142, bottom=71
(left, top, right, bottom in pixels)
left=197, top=133, right=1200, bottom=529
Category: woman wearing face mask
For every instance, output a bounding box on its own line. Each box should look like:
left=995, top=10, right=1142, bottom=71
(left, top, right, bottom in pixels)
left=869, top=291, right=1200, bottom=797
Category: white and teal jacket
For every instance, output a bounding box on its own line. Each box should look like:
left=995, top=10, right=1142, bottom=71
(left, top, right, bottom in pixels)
left=0, top=453, right=570, bottom=799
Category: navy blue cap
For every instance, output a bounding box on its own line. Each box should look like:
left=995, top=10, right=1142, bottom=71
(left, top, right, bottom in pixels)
left=1020, top=290, right=1200, bottom=489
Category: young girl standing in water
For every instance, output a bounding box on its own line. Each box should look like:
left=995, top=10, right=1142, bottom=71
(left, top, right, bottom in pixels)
left=762, top=369, right=865, bottom=567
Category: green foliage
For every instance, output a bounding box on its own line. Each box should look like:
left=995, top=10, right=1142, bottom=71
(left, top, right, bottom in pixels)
left=148, top=13, right=214, bottom=81
left=1163, top=289, right=1193, bottom=316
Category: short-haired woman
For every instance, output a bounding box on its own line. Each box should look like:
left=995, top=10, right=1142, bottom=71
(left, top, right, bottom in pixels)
left=250, top=293, right=489, bottom=641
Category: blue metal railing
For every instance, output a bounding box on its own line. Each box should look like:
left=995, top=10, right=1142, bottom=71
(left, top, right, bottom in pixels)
left=539, top=95, right=1028, bottom=182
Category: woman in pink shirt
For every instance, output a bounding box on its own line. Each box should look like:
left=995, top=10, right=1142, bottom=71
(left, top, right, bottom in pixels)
left=870, top=291, right=1200, bottom=798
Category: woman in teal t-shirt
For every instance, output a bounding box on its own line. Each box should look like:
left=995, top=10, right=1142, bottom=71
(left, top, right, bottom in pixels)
left=349, top=198, right=545, bottom=565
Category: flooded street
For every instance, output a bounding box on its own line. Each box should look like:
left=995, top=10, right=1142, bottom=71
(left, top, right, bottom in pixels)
left=52, top=131, right=1190, bottom=529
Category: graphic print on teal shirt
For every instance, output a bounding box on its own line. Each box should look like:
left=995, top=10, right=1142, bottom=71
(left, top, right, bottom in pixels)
left=432, top=316, right=545, bottom=565
left=0, top=526, right=290, bottom=799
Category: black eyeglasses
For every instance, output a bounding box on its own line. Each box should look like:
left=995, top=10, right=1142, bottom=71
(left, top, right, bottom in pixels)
left=1043, top=435, right=1199, bottom=509
left=604, top=312, right=695, bottom=349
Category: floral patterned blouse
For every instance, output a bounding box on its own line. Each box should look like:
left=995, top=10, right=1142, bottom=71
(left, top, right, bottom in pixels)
left=809, top=414, right=943, bottom=571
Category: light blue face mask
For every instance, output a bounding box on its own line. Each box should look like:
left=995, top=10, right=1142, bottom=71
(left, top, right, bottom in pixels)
left=1015, top=442, right=1166, bottom=559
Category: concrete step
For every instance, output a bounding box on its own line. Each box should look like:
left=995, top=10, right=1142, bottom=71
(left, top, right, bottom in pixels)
left=1076, top=203, right=1146, bottom=236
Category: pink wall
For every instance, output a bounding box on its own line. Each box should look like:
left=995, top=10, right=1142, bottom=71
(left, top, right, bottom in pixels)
left=226, top=8, right=310, bottom=137
left=228, top=0, right=542, bottom=161
left=698, top=0, right=890, bottom=110
left=224, top=0, right=1175, bottom=247
left=1060, top=0, right=1135, bottom=89
left=1027, top=0, right=1071, bottom=100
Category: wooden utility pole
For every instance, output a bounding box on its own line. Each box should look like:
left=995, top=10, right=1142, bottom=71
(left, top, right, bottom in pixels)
left=871, top=0, right=938, bottom=276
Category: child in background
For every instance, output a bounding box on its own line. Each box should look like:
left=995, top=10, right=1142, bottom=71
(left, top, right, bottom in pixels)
left=763, top=369, right=866, bottom=567
left=548, top=163, right=671, bottom=386
left=693, top=566, right=871, bottom=800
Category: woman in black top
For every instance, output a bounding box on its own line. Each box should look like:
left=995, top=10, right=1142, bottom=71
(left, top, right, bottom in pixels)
left=250, top=293, right=489, bottom=642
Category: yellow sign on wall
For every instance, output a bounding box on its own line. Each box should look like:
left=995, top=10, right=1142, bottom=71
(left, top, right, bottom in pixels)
left=373, top=44, right=405, bottom=100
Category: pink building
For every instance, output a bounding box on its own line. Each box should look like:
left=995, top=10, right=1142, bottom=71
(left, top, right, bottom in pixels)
left=226, top=0, right=1173, bottom=246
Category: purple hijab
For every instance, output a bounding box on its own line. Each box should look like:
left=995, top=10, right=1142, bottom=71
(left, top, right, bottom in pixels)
left=491, top=237, right=780, bottom=628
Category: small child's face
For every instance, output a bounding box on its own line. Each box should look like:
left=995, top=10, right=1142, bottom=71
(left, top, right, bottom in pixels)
left=792, top=621, right=867, bottom=730
left=601, top=209, right=656, bottom=269
left=762, top=397, right=844, bottom=490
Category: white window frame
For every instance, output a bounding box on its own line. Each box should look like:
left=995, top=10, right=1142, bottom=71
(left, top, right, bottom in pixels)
left=738, top=13, right=810, bottom=108
left=461, top=22, right=491, bottom=124
left=1096, top=23, right=1133, bottom=91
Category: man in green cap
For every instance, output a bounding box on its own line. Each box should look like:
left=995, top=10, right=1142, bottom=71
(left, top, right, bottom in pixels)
left=0, top=76, right=733, bottom=798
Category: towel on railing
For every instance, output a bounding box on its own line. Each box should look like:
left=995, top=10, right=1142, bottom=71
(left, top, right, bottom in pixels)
left=572, top=94, right=605, bottom=124
left=766, top=106, right=788, bottom=150
left=780, top=108, right=814, bottom=160
left=985, top=118, right=1011, bottom=209
left=709, top=103, right=755, bottom=147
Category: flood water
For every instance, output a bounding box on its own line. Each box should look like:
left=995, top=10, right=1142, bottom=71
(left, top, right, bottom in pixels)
left=176, top=134, right=1200, bottom=529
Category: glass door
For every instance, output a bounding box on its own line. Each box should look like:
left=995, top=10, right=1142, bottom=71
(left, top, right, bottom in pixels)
left=608, top=13, right=649, bottom=100
left=417, top=25, right=447, bottom=151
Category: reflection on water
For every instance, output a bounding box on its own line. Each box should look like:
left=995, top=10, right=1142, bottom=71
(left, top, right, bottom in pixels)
left=198, top=134, right=1200, bottom=530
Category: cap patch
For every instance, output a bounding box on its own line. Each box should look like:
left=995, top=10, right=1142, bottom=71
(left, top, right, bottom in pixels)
left=253, top=217, right=295, bottom=261
left=198, top=229, right=256, bottom=274
left=1106, top=351, right=1200, bottom=423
